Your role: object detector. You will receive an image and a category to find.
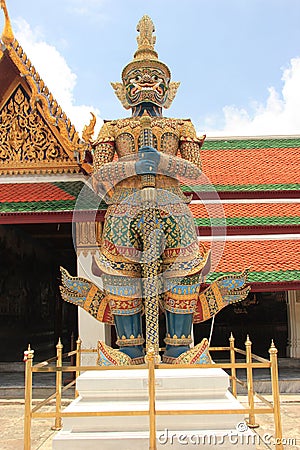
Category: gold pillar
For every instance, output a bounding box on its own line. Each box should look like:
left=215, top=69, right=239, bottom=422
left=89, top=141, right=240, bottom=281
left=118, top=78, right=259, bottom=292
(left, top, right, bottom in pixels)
left=75, top=337, right=82, bottom=398
left=269, top=341, right=283, bottom=450
left=146, top=347, right=157, bottom=450
left=245, top=335, right=258, bottom=427
left=229, top=333, right=237, bottom=398
left=24, top=345, right=34, bottom=450
left=52, top=339, right=63, bottom=430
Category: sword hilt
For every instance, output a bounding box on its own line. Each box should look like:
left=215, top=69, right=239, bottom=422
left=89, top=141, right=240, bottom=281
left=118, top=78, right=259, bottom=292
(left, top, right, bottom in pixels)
left=140, top=114, right=156, bottom=189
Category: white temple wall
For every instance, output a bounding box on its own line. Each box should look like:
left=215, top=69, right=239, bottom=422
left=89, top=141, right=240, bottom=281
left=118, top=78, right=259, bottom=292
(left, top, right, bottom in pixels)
left=76, top=222, right=111, bottom=365
left=287, top=290, right=300, bottom=358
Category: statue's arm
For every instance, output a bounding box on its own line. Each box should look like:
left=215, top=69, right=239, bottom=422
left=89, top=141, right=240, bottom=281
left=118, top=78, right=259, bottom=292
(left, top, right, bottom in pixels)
left=92, top=122, right=136, bottom=192
left=179, top=120, right=204, bottom=170
left=159, top=120, right=205, bottom=179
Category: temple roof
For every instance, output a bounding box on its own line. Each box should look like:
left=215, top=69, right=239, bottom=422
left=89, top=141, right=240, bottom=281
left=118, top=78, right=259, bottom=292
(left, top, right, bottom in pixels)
left=0, top=180, right=299, bottom=289
left=206, top=239, right=300, bottom=290
left=191, top=201, right=300, bottom=228
left=0, top=181, right=101, bottom=222
left=187, top=136, right=300, bottom=196
left=1, top=181, right=299, bottom=228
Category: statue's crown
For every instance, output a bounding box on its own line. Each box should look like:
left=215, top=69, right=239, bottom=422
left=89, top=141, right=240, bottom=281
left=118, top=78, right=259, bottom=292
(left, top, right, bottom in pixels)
left=112, top=15, right=180, bottom=110
left=121, top=15, right=171, bottom=81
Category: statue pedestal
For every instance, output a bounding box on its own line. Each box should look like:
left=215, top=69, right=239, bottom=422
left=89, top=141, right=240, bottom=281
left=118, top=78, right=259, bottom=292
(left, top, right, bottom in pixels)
left=52, top=368, right=256, bottom=449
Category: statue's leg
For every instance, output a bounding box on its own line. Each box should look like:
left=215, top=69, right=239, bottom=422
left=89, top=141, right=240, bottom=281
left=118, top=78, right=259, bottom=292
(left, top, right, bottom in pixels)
left=163, top=311, right=193, bottom=362
left=114, top=312, right=145, bottom=363
left=162, top=273, right=201, bottom=363
left=102, top=272, right=145, bottom=364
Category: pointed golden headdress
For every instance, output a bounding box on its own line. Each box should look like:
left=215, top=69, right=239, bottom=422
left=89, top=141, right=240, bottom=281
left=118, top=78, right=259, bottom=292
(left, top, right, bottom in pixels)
left=122, top=15, right=170, bottom=81
left=112, top=15, right=180, bottom=110
left=134, top=15, right=158, bottom=61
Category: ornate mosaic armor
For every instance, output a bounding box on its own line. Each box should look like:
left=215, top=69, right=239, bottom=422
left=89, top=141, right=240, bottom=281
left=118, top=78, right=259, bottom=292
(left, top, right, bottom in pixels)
left=92, top=115, right=210, bottom=361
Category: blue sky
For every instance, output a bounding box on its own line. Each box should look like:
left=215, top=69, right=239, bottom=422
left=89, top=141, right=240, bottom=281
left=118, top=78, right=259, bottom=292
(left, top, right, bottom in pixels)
left=2, top=0, right=300, bottom=137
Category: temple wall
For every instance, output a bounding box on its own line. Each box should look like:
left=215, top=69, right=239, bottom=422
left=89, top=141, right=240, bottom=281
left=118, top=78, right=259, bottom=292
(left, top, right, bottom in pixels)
left=76, top=221, right=111, bottom=365
left=287, top=290, right=300, bottom=358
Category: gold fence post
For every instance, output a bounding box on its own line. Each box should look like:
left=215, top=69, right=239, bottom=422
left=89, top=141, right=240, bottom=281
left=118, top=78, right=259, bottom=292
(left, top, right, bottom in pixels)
left=75, top=337, right=81, bottom=398
left=52, top=338, right=63, bottom=430
left=245, top=335, right=258, bottom=428
left=24, top=345, right=34, bottom=450
left=146, top=346, right=157, bottom=450
left=269, top=340, right=283, bottom=450
left=229, top=333, right=237, bottom=398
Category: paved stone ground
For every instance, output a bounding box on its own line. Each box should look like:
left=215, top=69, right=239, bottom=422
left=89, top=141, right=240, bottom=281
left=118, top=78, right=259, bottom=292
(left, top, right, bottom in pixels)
left=242, top=396, right=300, bottom=450
left=0, top=395, right=299, bottom=449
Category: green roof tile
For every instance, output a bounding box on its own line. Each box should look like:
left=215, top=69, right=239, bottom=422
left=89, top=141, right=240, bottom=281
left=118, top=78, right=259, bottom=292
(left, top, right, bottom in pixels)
left=207, top=270, right=300, bottom=284
left=202, top=138, right=300, bottom=150
left=194, top=217, right=300, bottom=227
left=0, top=181, right=108, bottom=213
left=182, top=183, right=300, bottom=192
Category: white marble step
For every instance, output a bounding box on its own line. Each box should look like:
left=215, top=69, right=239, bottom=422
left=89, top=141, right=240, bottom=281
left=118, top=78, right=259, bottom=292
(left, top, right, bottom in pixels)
left=76, top=367, right=229, bottom=400
left=62, top=391, right=245, bottom=432
left=53, top=428, right=256, bottom=450
left=53, top=368, right=254, bottom=449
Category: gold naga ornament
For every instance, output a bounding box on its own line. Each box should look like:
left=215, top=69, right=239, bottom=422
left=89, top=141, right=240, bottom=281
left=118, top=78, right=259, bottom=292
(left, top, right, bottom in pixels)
left=111, top=15, right=180, bottom=110
left=0, top=0, right=13, bottom=46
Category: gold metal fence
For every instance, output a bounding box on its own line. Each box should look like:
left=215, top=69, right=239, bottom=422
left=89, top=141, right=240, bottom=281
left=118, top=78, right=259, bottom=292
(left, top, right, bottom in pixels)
left=23, top=334, right=283, bottom=450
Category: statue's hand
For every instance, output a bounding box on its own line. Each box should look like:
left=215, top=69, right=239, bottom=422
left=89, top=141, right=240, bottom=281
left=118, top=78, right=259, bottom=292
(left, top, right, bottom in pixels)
left=135, top=146, right=160, bottom=175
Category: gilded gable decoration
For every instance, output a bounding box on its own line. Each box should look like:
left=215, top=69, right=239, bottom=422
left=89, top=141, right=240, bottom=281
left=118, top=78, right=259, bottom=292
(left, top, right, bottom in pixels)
left=0, top=0, right=92, bottom=175
left=0, top=85, right=75, bottom=174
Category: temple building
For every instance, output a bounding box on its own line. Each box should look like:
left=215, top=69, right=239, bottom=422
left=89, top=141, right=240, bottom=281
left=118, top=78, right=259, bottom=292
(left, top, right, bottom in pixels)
left=0, top=5, right=299, bottom=362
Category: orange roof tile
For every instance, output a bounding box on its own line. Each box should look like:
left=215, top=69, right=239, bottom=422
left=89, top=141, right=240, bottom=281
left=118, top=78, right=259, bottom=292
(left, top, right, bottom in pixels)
left=201, top=148, right=300, bottom=186
left=208, top=239, right=300, bottom=274
left=189, top=202, right=300, bottom=218
left=0, top=183, right=75, bottom=203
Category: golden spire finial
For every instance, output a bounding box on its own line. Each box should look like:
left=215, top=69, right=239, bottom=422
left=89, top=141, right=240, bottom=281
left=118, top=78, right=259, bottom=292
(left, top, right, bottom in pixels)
left=1, top=0, right=14, bottom=45
left=134, top=15, right=158, bottom=61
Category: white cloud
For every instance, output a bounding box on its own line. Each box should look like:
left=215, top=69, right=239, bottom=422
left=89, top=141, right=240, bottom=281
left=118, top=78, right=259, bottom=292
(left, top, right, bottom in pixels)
left=14, top=18, right=103, bottom=137
left=65, top=0, right=108, bottom=22
left=204, top=57, right=300, bottom=137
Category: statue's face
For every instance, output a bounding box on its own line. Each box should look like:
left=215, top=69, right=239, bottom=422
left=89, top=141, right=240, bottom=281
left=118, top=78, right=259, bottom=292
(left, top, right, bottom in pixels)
left=123, top=66, right=169, bottom=107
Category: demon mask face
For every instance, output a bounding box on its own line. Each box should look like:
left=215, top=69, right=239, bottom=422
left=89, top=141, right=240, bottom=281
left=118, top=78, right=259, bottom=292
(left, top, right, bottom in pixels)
left=123, top=65, right=169, bottom=108
left=111, top=15, right=180, bottom=111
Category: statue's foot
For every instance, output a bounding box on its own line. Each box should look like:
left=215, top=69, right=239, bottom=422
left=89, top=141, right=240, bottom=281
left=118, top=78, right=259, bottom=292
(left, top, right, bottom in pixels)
left=163, top=338, right=212, bottom=365
left=97, top=341, right=145, bottom=366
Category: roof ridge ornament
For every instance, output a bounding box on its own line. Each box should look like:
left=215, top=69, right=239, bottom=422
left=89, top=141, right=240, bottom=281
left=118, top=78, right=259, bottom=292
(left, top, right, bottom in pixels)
left=1, top=0, right=14, bottom=45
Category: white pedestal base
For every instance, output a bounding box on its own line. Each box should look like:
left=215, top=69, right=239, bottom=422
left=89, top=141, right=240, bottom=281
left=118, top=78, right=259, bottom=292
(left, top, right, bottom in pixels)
left=53, top=368, right=255, bottom=449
